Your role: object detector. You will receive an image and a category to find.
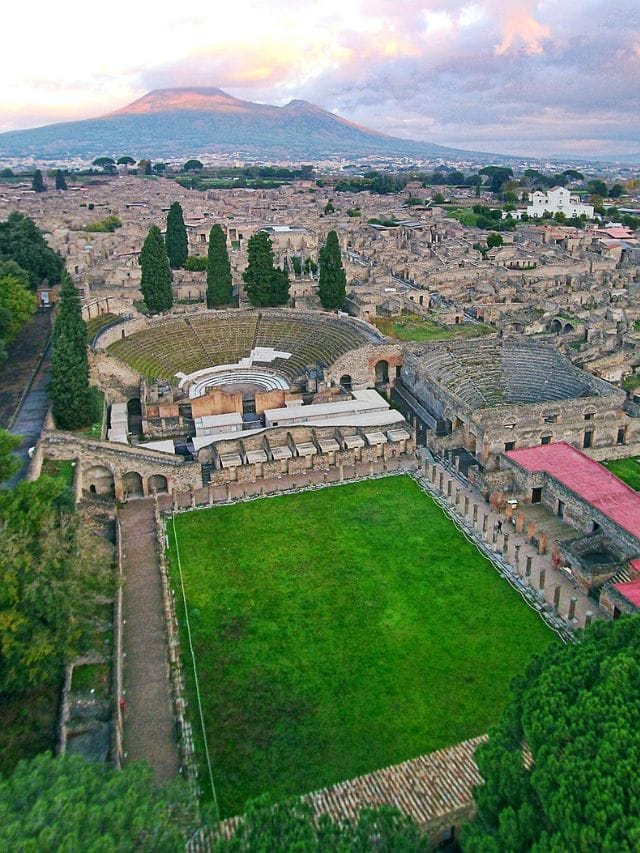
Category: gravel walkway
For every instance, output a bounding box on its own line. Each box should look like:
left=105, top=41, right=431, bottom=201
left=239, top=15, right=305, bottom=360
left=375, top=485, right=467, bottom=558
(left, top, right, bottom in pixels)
left=120, top=499, right=179, bottom=782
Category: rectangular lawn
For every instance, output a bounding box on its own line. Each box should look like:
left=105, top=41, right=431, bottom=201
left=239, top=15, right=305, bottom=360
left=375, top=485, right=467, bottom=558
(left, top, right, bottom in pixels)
left=168, top=475, right=554, bottom=818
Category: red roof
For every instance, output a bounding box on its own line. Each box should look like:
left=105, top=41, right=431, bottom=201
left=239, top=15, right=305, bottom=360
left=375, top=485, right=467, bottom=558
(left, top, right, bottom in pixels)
left=505, top=442, right=640, bottom=542
left=612, top=580, right=640, bottom=607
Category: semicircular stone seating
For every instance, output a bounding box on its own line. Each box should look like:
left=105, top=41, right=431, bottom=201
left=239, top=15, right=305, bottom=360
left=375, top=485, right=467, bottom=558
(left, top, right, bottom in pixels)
left=422, top=338, right=598, bottom=407
left=107, top=310, right=373, bottom=383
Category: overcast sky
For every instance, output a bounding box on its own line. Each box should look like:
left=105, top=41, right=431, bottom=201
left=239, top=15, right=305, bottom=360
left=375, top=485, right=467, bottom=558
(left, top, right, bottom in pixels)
left=2, top=0, right=638, bottom=157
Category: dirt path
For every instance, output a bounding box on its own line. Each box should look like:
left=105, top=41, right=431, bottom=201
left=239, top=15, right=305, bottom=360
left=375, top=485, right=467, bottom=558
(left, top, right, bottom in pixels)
left=6, top=340, right=52, bottom=488
left=119, top=499, right=179, bottom=782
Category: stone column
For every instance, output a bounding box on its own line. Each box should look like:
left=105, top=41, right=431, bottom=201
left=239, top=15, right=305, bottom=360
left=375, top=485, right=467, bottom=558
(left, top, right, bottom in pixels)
left=482, top=513, right=489, bottom=533
left=515, top=511, right=525, bottom=534
left=473, top=504, right=478, bottom=524
left=502, top=533, right=509, bottom=555
left=527, top=521, right=536, bottom=543
left=538, top=532, right=548, bottom=555
left=568, top=596, right=577, bottom=621
left=464, top=495, right=469, bottom=516
left=455, top=488, right=461, bottom=507
left=514, top=543, right=521, bottom=568
left=585, top=610, right=593, bottom=628
left=439, top=472, right=444, bottom=492
left=553, top=584, right=561, bottom=613
left=447, top=479, right=452, bottom=498
left=538, top=568, right=546, bottom=591
left=525, top=555, right=532, bottom=580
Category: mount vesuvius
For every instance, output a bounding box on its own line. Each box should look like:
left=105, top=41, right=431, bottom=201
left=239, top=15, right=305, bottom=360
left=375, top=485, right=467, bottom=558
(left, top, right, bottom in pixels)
left=0, top=87, right=481, bottom=161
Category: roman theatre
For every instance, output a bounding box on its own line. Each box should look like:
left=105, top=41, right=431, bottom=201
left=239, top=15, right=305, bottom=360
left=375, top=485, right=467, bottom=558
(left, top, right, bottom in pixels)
left=37, top=309, right=413, bottom=501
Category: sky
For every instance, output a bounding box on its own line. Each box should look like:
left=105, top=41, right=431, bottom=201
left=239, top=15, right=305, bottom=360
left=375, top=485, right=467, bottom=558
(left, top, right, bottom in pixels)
left=1, top=0, right=639, bottom=157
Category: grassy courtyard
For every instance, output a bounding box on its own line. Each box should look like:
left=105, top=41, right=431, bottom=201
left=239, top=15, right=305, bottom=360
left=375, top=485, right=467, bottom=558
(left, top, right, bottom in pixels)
left=604, top=457, right=640, bottom=491
left=373, top=311, right=494, bottom=343
left=168, top=476, right=553, bottom=818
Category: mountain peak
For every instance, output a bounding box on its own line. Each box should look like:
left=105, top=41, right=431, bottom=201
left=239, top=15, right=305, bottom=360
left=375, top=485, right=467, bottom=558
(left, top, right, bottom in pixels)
left=111, top=87, right=246, bottom=116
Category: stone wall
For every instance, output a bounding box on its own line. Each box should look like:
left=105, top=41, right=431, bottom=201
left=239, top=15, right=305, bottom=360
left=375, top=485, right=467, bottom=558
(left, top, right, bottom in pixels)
left=38, top=424, right=415, bottom=503
left=326, top=344, right=405, bottom=389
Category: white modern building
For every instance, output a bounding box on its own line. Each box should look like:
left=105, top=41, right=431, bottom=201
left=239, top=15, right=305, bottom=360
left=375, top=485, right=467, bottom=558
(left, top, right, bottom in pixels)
left=526, top=187, right=594, bottom=220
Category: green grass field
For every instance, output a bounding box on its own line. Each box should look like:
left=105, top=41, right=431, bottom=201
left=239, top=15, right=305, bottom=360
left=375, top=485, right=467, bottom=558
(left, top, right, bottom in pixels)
left=604, top=457, right=640, bottom=491
left=373, top=312, right=494, bottom=343
left=168, top=476, right=553, bottom=818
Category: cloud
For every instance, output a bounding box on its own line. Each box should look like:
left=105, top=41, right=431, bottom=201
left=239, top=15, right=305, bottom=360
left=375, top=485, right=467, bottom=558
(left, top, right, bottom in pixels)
left=0, top=0, right=639, bottom=157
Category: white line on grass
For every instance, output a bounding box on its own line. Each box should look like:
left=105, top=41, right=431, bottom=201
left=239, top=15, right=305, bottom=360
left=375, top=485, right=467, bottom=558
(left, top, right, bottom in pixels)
left=170, top=514, right=220, bottom=820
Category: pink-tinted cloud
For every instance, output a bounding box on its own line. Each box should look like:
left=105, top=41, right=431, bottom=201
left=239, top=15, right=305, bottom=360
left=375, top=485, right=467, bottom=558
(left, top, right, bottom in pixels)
left=1, top=0, right=639, bottom=158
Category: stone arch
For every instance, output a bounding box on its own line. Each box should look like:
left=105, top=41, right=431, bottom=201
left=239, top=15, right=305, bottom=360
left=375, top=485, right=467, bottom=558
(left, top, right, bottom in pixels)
left=563, top=322, right=575, bottom=333
left=375, top=359, right=390, bottom=385
left=340, top=374, right=352, bottom=392
left=148, top=474, right=168, bottom=494
left=127, top=397, right=142, bottom=416
left=549, top=318, right=562, bottom=333
left=84, top=465, right=115, bottom=497
left=123, top=471, right=144, bottom=498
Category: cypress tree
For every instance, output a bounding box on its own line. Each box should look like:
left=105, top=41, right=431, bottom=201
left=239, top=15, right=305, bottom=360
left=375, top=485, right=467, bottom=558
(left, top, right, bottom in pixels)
left=139, top=225, right=173, bottom=313
left=206, top=225, right=233, bottom=307
left=49, top=274, right=98, bottom=430
left=318, top=230, right=346, bottom=310
left=243, top=232, right=290, bottom=307
left=55, top=170, right=67, bottom=191
left=32, top=169, right=46, bottom=193
left=165, top=202, right=188, bottom=269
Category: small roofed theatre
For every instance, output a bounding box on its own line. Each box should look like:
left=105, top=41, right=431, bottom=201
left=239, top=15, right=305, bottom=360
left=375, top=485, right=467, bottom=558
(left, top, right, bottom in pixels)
left=501, top=442, right=640, bottom=617
left=397, top=337, right=636, bottom=472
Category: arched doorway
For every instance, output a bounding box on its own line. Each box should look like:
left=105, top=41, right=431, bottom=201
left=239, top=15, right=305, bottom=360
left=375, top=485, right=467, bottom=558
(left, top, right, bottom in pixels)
left=84, top=465, right=115, bottom=497
left=375, top=360, right=389, bottom=385
left=549, top=319, right=562, bottom=333
left=127, top=397, right=142, bottom=416
left=340, top=374, right=352, bottom=392
left=123, top=471, right=144, bottom=498
left=563, top=322, right=575, bottom=334
left=148, top=474, right=168, bottom=494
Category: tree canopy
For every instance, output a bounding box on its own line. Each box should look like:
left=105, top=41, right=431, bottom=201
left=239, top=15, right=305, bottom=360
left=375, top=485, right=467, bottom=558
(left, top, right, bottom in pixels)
left=207, top=224, right=233, bottom=307
left=116, top=156, right=135, bottom=166
left=0, top=428, right=21, bottom=484
left=49, top=273, right=99, bottom=430
left=165, top=202, right=188, bottom=269
left=466, top=616, right=640, bottom=851
left=54, top=170, right=67, bottom=191
left=479, top=166, right=514, bottom=194
left=0, top=474, right=112, bottom=695
left=0, top=269, right=36, bottom=352
left=139, top=225, right=173, bottom=313
left=0, top=212, right=64, bottom=290
left=318, top=230, right=346, bottom=310
left=0, top=753, right=195, bottom=850
left=243, top=231, right=289, bottom=307
left=31, top=169, right=45, bottom=194
left=212, top=795, right=431, bottom=851
left=183, top=159, right=204, bottom=172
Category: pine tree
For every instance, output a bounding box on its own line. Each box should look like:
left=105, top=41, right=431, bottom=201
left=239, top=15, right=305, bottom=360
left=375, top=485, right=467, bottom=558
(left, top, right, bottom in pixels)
left=243, top=232, right=290, bottom=307
left=139, top=225, right=173, bottom=313
left=55, top=170, right=67, bottom=191
left=206, top=225, right=233, bottom=307
left=49, top=274, right=98, bottom=430
left=165, top=202, right=188, bottom=269
left=318, top=230, right=346, bottom=310
left=31, top=169, right=45, bottom=193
